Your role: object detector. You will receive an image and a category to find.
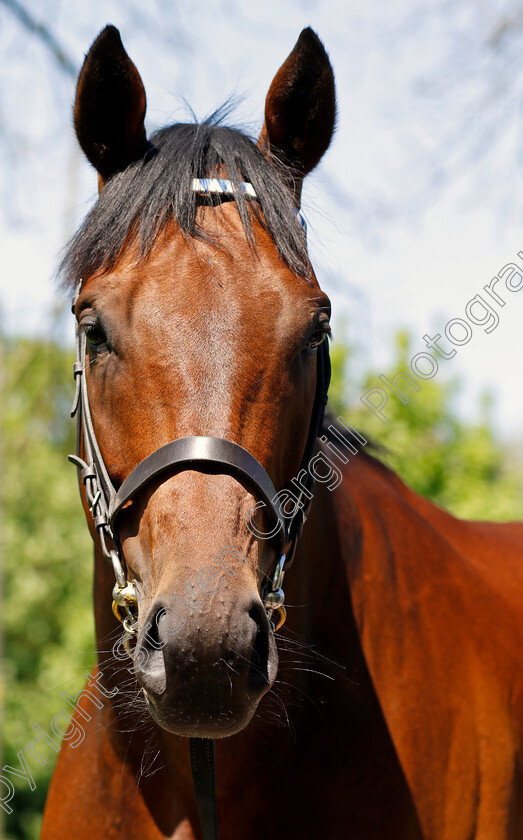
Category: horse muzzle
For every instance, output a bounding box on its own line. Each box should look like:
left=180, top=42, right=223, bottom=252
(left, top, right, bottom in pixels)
left=131, top=589, right=278, bottom=738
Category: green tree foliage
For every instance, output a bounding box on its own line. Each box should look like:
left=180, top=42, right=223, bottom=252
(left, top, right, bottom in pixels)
left=332, top=330, right=523, bottom=521
left=1, top=337, right=94, bottom=840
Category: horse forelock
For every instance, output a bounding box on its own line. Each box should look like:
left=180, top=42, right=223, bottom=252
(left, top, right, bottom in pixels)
left=59, top=117, right=311, bottom=290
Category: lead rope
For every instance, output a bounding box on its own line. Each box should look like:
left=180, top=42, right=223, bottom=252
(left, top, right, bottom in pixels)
left=190, top=739, right=219, bottom=840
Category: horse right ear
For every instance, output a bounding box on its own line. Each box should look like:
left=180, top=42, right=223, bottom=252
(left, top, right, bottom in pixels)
left=74, top=25, right=147, bottom=187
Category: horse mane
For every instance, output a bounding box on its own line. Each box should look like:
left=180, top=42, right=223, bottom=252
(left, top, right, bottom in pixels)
left=59, top=112, right=311, bottom=288
left=323, top=412, right=383, bottom=460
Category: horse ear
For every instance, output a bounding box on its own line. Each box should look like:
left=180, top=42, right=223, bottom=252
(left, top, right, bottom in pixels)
left=74, top=25, right=147, bottom=185
left=258, top=28, right=335, bottom=197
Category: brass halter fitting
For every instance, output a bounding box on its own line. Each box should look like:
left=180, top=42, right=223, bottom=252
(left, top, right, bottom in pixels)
left=263, top=554, right=287, bottom=632
left=111, top=581, right=139, bottom=626
left=109, top=549, right=138, bottom=629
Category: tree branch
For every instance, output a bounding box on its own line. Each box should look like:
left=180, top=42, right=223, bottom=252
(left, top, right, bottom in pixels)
left=1, top=0, right=77, bottom=78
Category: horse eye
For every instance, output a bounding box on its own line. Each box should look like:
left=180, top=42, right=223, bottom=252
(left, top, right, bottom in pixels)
left=85, top=324, right=107, bottom=348
left=307, top=330, right=328, bottom=349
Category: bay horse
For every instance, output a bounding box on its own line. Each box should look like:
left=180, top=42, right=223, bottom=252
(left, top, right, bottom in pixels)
left=41, top=24, right=523, bottom=840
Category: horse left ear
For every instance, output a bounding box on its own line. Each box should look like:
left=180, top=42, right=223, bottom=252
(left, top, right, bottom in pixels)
left=258, top=28, right=336, bottom=199
left=74, top=25, right=147, bottom=187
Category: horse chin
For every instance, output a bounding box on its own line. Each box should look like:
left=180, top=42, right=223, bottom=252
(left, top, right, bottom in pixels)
left=142, top=689, right=262, bottom=738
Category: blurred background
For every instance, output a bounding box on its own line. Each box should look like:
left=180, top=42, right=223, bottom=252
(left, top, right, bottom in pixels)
left=1, top=1, right=523, bottom=837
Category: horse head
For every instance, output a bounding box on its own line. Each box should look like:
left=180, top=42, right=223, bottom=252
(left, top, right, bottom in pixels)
left=66, top=24, right=335, bottom=738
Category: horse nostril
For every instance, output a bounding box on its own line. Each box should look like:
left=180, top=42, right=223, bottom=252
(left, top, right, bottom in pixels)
left=133, top=605, right=168, bottom=697
left=145, top=606, right=167, bottom=649
left=247, top=601, right=270, bottom=693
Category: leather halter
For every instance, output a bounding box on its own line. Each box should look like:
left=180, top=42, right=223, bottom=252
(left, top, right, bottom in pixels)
left=70, top=317, right=330, bottom=624
left=68, top=182, right=331, bottom=840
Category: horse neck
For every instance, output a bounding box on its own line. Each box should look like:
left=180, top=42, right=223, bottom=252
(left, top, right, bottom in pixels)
left=336, top=450, right=460, bottom=655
